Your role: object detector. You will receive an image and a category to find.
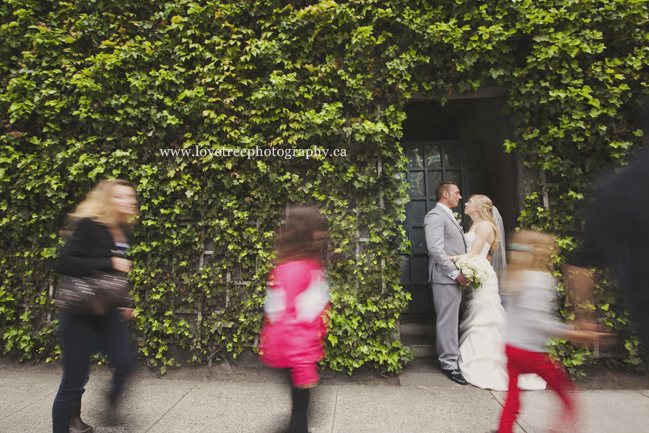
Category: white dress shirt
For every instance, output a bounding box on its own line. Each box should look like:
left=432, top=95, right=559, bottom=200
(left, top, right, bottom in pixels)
left=436, top=203, right=461, bottom=280
left=436, top=202, right=455, bottom=219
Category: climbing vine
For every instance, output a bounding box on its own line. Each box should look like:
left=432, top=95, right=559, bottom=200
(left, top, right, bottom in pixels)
left=1, top=0, right=647, bottom=373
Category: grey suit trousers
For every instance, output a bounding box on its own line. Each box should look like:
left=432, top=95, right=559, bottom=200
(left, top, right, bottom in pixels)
left=432, top=282, right=464, bottom=371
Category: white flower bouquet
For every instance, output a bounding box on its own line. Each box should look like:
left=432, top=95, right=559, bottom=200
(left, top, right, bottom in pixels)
left=455, top=255, right=491, bottom=289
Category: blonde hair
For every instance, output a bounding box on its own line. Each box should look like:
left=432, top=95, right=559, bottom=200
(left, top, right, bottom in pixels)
left=69, top=179, right=137, bottom=227
left=504, top=230, right=559, bottom=298
left=469, top=194, right=499, bottom=251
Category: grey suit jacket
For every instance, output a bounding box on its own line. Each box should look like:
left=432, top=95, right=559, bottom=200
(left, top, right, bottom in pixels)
left=423, top=205, right=467, bottom=285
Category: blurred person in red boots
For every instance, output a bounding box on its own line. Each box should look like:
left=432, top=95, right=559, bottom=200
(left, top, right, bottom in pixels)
left=258, top=205, right=330, bottom=433
left=498, top=230, right=611, bottom=433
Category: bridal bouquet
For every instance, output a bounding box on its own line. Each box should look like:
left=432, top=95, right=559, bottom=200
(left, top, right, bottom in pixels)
left=455, top=256, right=491, bottom=289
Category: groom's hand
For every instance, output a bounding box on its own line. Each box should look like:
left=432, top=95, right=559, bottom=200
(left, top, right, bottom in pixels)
left=486, top=254, right=492, bottom=264
left=456, top=272, right=470, bottom=286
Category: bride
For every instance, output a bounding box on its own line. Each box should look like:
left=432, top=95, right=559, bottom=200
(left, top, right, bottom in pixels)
left=448, top=194, right=546, bottom=391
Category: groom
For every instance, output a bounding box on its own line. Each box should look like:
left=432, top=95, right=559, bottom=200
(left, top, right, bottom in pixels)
left=423, top=181, right=470, bottom=385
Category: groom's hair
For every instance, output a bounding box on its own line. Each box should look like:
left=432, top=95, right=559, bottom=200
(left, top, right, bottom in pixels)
left=435, top=181, right=457, bottom=201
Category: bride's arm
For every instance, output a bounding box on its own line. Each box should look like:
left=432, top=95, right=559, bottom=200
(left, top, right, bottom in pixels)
left=450, top=223, right=492, bottom=262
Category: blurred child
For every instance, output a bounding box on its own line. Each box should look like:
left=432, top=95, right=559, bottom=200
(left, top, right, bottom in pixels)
left=258, top=206, right=330, bottom=433
left=498, top=230, right=609, bottom=433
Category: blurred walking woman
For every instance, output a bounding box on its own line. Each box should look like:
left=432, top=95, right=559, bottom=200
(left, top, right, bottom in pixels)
left=52, top=179, right=137, bottom=433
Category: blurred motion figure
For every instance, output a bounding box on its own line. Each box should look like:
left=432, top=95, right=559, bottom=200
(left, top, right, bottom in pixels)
left=258, top=205, right=330, bottom=433
left=565, top=148, right=649, bottom=366
left=498, top=230, right=607, bottom=433
left=53, top=179, right=137, bottom=433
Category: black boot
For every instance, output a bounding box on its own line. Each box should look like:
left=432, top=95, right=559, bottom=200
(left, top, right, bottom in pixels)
left=287, top=387, right=310, bottom=433
left=70, top=400, right=94, bottom=433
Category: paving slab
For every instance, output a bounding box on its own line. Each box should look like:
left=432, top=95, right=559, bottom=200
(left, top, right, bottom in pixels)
left=147, top=381, right=337, bottom=433
left=0, top=374, right=199, bottom=433
left=332, top=384, right=502, bottom=433
left=81, top=376, right=199, bottom=433
left=494, top=390, right=649, bottom=433
left=0, top=373, right=61, bottom=432
left=0, top=373, right=59, bottom=421
left=309, top=385, right=338, bottom=433
left=490, top=391, right=534, bottom=433
left=2, top=371, right=649, bottom=433
left=399, top=371, right=473, bottom=389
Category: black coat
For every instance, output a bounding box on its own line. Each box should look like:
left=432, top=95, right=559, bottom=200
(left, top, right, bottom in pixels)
left=56, top=217, right=117, bottom=277
left=573, top=148, right=649, bottom=346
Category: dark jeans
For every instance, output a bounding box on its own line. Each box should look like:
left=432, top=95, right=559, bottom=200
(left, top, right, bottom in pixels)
left=52, top=310, right=134, bottom=433
left=75, top=338, right=103, bottom=404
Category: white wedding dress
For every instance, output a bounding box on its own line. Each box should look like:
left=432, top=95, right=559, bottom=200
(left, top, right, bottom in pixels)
left=458, top=232, right=546, bottom=391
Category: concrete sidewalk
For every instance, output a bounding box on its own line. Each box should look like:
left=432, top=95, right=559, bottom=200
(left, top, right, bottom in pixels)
left=1, top=370, right=648, bottom=433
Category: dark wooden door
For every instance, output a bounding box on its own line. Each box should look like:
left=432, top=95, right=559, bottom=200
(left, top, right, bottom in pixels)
left=401, top=140, right=487, bottom=316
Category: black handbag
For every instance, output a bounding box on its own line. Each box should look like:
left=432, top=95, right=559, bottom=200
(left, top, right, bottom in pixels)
left=55, top=255, right=132, bottom=315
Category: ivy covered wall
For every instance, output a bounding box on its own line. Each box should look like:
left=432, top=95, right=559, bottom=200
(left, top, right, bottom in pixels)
left=1, top=0, right=647, bottom=373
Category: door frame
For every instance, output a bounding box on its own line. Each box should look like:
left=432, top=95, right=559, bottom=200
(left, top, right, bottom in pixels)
left=400, top=139, right=487, bottom=316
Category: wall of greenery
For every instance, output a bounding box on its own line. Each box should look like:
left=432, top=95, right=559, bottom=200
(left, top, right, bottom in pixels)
left=1, top=0, right=647, bottom=374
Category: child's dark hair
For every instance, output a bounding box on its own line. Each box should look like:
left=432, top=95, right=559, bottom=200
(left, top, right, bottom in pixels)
left=276, top=205, right=328, bottom=264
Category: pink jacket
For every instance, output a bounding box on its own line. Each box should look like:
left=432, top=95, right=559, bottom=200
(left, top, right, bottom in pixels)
left=258, top=260, right=330, bottom=385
